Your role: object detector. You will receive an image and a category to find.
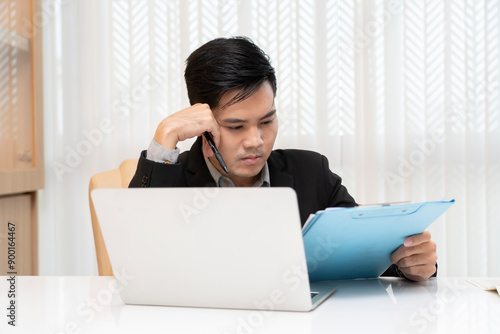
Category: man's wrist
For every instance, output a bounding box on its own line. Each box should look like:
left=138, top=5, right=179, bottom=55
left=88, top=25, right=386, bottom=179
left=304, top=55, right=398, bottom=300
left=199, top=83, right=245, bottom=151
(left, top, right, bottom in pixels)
left=146, top=139, right=180, bottom=164
left=153, top=134, right=178, bottom=150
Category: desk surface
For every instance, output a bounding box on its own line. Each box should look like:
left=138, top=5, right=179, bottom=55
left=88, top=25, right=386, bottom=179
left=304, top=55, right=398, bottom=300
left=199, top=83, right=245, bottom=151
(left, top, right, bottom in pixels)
left=1, top=276, right=499, bottom=334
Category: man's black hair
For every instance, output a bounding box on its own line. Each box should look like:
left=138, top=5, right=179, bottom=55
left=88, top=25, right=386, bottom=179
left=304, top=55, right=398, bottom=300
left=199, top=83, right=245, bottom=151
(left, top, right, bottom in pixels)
left=184, top=36, right=277, bottom=109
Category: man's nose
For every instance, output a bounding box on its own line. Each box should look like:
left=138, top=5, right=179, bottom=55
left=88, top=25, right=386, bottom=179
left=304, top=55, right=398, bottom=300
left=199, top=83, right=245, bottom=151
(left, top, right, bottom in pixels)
left=243, top=127, right=264, bottom=148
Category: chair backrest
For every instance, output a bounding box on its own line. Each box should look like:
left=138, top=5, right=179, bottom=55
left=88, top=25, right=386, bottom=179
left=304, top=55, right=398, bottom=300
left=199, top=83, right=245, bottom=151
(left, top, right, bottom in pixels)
left=88, top=159, right=138, bottom=276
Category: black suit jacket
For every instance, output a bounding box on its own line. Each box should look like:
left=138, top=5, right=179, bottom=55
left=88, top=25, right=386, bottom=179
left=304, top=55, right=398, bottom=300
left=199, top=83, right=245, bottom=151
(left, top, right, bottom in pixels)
left=129, top=136, right=409, bottom=277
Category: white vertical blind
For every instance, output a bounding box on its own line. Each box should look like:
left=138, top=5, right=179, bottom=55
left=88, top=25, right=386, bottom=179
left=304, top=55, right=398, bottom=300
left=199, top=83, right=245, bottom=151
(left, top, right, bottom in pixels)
left=39, top=0, right=500, bottom=276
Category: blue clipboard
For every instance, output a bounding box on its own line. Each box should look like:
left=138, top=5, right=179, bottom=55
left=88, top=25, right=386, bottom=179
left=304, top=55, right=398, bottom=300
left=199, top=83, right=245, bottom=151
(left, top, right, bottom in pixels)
left=302, top=200, right=455, bottom=281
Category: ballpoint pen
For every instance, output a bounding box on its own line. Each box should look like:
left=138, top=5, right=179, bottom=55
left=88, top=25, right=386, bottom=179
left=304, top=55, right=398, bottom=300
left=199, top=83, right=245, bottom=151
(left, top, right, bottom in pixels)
left=203, top=131, right=229, bottom=174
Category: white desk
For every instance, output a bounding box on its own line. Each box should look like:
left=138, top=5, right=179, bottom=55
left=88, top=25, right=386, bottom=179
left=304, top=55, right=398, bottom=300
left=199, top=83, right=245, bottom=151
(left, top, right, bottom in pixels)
left=1, top=276, right=499, bottom=334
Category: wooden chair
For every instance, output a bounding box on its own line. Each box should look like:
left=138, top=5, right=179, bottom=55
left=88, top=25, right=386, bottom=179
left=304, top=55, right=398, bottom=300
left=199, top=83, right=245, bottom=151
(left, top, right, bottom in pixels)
left=88, top=159, right=138, bottom=276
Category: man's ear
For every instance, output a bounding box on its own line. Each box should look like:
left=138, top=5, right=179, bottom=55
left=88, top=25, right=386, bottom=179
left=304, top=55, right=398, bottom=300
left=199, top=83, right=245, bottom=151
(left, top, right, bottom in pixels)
left=202, top=136, right=214, bottom=158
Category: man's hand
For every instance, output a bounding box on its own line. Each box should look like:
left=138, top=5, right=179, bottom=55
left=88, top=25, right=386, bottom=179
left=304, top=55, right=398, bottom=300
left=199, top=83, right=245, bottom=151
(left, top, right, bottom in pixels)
left=153, top=103, right=220, bottom=157
left=390, top=230, right=437, bottom=282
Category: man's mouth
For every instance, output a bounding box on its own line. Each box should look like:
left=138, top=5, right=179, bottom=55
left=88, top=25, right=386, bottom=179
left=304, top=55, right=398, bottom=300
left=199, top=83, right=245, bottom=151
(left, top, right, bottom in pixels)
left=241, top=155, right=261, bottom=164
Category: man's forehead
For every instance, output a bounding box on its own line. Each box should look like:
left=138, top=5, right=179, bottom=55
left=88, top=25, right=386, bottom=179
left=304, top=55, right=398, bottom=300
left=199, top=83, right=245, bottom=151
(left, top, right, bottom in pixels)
left=215, top=99, right=275, bottom=118
left=218, top=109, right=276, bottom=124
left=214, top=82, right=275, bottom=121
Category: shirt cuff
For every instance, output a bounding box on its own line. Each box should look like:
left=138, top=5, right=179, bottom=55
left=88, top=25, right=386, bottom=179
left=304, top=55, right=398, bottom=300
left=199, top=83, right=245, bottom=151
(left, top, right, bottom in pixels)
left=146, top=139, right=180, bottom=164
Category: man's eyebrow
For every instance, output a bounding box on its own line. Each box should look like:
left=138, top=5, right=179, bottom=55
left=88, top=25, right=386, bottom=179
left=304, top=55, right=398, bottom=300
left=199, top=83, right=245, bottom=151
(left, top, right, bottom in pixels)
left=221, top=109, right=276, bottom=124
left=259, top=109, right=277, bottom=120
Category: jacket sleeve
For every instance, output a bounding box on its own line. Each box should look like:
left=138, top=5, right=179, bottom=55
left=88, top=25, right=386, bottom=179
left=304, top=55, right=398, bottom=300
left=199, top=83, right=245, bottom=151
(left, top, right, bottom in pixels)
left=381, top=263, right=438, bottom=278
left=128, top=150, right=186, bottom=188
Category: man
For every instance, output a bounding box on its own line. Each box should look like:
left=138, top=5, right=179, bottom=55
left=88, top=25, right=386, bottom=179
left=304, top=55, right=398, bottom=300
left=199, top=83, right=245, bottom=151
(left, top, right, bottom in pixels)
left=129, top=36, right=437, bottom=282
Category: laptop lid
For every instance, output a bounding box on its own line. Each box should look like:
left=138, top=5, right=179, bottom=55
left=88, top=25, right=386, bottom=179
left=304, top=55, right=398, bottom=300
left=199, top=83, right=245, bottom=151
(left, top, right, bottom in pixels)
left=91, top=187, right=332, bottom=311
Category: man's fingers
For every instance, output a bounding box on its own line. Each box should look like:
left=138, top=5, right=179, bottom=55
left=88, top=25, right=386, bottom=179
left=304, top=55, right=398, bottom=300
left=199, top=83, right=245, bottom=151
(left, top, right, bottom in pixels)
left=197, top=104, right=221, bottom=147
left=210, top=127, right=221, bottom=148
left=390, top=240, right=437, bottom=264
left=396, top=252, right=438, bottom=269
left=403, top=230, right=432, bottom=247
left=399, top=264, right=437, bottom=282
left=155, top=103, right=219, bottom=148
left=390, top=230, right=437, bottom=282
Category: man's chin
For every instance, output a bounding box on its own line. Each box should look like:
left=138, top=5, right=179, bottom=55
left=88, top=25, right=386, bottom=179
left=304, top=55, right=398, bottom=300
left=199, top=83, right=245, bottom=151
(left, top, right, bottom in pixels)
left=230, top=171, right=260, bottom=179
left=230, top=165, right=263, bottom=178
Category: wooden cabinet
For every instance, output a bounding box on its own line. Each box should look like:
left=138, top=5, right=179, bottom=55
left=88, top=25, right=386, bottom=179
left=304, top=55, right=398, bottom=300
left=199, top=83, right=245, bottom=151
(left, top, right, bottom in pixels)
left=0, top=0, right=43, bottom=275
left=0, top=194, right=36, bottom=275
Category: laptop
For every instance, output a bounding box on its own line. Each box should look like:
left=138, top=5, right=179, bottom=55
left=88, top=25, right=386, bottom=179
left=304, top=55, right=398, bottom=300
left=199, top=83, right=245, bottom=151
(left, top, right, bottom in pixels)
left=91, top=187, right=337, bottom=312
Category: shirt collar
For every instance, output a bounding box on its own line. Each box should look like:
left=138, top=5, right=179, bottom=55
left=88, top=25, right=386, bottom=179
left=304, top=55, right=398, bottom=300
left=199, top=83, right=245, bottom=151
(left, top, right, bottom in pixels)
left=203, top=154, right=270, bottom=187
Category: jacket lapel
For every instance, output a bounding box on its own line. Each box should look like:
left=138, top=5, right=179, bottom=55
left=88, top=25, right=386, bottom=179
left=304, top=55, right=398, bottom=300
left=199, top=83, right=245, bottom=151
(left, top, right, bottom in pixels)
left=267, top=150, right=294, bottom=188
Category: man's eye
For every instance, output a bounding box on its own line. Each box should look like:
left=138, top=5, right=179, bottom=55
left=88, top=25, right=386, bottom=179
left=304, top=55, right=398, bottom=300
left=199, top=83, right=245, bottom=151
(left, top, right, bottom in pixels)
left=261, top=119, right=274, bottom=125
left=230, top=126, right=243, bottom=130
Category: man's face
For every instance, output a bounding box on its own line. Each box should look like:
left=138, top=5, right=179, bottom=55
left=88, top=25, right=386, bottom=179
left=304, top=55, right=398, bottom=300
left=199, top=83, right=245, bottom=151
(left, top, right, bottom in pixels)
left=207, top=81, right=278, bottom=186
